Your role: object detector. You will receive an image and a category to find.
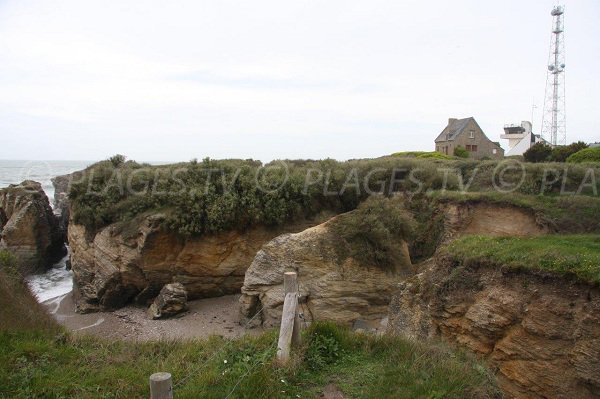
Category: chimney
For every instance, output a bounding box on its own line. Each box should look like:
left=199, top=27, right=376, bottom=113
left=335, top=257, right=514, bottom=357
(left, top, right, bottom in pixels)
left=448, top=118, right=457, bottom=126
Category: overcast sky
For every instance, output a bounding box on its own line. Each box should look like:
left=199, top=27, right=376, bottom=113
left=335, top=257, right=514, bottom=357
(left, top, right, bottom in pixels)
left=0, top=0, right=598, bottom=162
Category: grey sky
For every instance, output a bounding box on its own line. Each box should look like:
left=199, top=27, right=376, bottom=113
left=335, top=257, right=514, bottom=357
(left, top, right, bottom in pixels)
left=0, top=0, right=598, bottom=162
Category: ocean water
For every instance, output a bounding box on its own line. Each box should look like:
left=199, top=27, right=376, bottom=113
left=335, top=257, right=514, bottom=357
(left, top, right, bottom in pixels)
left=0, top=160, right=93, bottom=302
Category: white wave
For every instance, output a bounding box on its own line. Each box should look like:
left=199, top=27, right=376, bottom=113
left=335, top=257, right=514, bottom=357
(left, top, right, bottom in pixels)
left=26, top=253, right=73, bottom=302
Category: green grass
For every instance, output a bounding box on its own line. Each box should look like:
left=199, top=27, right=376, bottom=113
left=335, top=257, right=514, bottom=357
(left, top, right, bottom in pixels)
left=0, top=323, right=500, bottom=399
left=445, top=234, right=600, bottom=284
left=69, top=156, right=600, bottom=236
left=567, top=147, right=600, bottom=163
left=0, top=254, right=500, bottom=399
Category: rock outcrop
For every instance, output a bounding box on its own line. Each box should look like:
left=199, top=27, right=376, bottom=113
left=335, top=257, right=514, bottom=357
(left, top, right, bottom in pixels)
left=68, top=213, right=331, bottom=313
left=51, top=170, right=84, bottom=241
left=147, top=283, right=188, bottom=319
left=387, top=255, right=600, bottom=399
left=240, top=218, right=414, bottom=328
left=0, top=181, right=66, bottom=274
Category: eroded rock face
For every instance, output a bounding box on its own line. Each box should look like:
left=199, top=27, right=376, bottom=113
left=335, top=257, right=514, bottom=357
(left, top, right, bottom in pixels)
left=51, top=171, right=85, bottom=241
left=387, top=256, right=600, bottom=399
left=0, top=181, right=66, bottom=274
left=68, top=213, right=330, bottom=313
left=240, top=219, right=414, bottom=328
left=147, top=283, right=188, bottom=319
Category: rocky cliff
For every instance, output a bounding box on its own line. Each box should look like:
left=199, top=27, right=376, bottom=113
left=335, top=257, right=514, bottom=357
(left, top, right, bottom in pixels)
left=51, top=170, right=84, bottom=241
left=0, top=181, right=66, bottom=274
left=387, top=255, right=600, bottom=399
left=239, top=217, right=414, bottom=328
left=385, top=200, right=599, bottom=399
left=68, top=213, right=331, bottom=313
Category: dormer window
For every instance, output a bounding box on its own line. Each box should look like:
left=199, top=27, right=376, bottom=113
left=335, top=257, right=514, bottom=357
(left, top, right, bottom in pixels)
left=469, top=130, right=475, bottom=139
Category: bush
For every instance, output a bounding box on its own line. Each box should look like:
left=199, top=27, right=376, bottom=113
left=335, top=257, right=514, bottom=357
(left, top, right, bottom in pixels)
left=454, top=146, right=469, bottom=158
left=69, top=156, right=600, bottom=236
left=567, top=147, right=600, bottom=163
left=523, top=142, right=552, bottom=163
left=330, top=196, right=416, bottom=271
left=109, top=154, right=127, bottom=168
left=550, top=141, right=588, bottom=162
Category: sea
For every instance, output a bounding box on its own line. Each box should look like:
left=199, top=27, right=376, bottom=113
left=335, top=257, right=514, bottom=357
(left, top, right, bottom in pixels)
left=0, top=160, right=93, bottom=302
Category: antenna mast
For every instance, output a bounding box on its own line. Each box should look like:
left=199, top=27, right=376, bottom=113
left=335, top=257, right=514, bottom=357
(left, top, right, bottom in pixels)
left=540, top=5, right=566, bottom=146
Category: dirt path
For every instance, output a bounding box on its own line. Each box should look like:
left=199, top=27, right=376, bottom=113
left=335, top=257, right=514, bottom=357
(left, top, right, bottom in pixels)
left=45, top=292, right=263, bottom=341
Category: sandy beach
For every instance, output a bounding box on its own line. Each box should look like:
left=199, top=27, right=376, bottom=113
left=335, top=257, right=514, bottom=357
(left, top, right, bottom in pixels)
left=44, top=292, right=263, bottom=341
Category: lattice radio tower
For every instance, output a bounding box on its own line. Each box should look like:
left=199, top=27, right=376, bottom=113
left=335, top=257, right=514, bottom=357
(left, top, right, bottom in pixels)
left=540, top=5, right=566, bottom=146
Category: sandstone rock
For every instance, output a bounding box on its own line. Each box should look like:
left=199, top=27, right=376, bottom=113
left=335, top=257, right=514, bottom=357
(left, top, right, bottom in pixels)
left=239, top=218, right=414, bottom=328
left=51, top=170, right=85, bottom=241
left=147, top=283, right=188, bottom=319
left=0, top=181, right=66, bottom=274
left=68, top=211, right=331, bottom=313
left=387, top=255, right=600, bottom=399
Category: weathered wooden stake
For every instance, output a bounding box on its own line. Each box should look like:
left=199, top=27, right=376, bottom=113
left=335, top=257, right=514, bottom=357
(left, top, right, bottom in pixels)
left=283, top=272, right=302, bottom=347
left=277, top=272, right=302, bottom=364
left=150, top=372, right=173, bottom=399
left=276, top=292, right=298, bottom=364
left=283, top=271, right=297, bottom=295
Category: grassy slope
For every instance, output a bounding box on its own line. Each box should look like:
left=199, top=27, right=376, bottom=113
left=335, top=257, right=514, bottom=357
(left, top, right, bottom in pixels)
left=0, top=323, right=500, bottom=399
left=446, top=234, right=600, bottom=284
left=0, top=254, right=58, bottom=333
left=1, top=253, right=498, bottom=399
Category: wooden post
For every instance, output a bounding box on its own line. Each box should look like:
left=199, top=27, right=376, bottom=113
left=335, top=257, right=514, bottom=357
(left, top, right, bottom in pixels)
left=277, top=272, right=302, bottom=365
left=283, top=271, right=297, bottom=295
left=283, top=272, right=302, bottom=347
left=276, top=292, right=298, bottom=364
left=150, top=372, right=173, bottom=399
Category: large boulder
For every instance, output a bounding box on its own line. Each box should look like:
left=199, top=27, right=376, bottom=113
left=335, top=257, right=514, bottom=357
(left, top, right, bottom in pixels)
left=68, top=212, right=331, bottom=313
left=147, top=283, right=188, bottom=319
left=0, top=181, right=66, bottom=274
left=239, top=218, right=414, bottom=328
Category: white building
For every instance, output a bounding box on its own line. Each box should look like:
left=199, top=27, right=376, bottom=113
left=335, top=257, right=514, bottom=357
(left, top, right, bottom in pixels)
left=500, top=121, right=548, bottom=156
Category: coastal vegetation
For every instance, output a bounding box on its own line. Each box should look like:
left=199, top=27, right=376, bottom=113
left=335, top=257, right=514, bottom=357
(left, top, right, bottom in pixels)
left=567, top=146, right=600, bottom=163
left=329, top=196, right=416, bottom=271
left=0, top=251, right=58, bottom=332
left=68, top=156, right=600, bottom=236
left=446, top=234, right=600, bottom=284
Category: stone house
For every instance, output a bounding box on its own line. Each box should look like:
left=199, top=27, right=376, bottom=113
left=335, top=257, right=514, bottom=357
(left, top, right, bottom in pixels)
left=435, top=117, right=504, bottom=160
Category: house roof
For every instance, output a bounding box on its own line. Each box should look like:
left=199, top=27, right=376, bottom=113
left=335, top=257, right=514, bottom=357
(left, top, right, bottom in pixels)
left=435, top=117, right=475, bottom=142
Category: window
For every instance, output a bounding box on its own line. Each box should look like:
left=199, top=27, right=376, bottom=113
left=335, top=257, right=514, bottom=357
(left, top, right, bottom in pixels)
left=469, top=130, right=475, bottom=139
left=493, top=148, right=497, bottom=155
left=466, top=145, right=478, bottom=152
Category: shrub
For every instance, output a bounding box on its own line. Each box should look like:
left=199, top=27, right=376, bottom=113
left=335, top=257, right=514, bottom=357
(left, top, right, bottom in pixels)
left=109, top=154, right=127, bottom=167
left=330, top=196, right=416, bottom=271
left=454, top=146, right=469, bottom=159
left=567, top=147, right=600, bottom=163
left=550, top=141, right=588, bottom=162
left=523, top=142, right=552, bottom=163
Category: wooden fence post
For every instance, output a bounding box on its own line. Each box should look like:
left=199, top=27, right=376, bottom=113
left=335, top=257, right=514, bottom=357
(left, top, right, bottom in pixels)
left=277, top=271, right=302, bottom=364
left=150, top=372, right=173, bottom=399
